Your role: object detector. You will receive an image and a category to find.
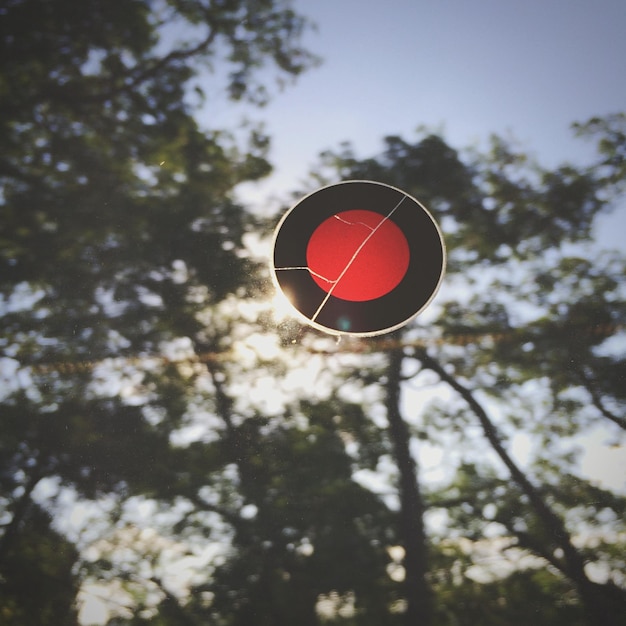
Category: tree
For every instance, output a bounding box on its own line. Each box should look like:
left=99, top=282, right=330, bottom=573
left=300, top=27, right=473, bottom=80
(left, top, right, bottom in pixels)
left=2, top=2, right=625, bottom=623
left=0, top=0, right=318, bottom=621
left=310, top=121, right=626, bottom=625
left=0, top=503, right=80, bottom=625
left=190, top=385, right=399, bottom=626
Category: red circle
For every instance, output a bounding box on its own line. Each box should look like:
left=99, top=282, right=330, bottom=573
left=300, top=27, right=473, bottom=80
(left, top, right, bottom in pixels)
left=306, top=209, right=410, bottom=301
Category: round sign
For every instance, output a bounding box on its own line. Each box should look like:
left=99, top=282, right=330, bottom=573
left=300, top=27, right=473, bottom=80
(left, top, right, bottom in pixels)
left=271, top=180, right=446, bottom=336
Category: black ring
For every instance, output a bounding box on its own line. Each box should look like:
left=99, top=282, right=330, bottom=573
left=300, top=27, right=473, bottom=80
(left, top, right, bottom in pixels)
left=271, top=180, right=446, bottom=336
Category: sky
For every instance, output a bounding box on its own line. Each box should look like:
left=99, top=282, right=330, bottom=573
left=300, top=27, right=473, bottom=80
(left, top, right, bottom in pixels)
left=217, top=0, right=626, bottom=491
left=67, top=6, right=626, bottom=621
left=214, top=0, right=626, bottom=248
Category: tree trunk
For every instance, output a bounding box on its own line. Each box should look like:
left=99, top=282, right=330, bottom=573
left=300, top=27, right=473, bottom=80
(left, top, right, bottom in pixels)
left=385, top=347, right=433, bottom=626
left=0, top=468, right=41, bottom=566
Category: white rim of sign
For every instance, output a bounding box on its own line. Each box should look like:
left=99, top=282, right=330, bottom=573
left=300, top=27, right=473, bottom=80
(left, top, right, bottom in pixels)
left=270, top=179, right=447, bottom=337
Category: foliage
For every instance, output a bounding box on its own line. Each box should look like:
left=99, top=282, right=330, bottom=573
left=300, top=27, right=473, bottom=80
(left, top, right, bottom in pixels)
left=311, top=120, right=626, bottom=624
left=0, top=0, right=319, bottom=622
left=0, top=504, right=80, bottom=626
left=1, top=0, right=626, bottom=624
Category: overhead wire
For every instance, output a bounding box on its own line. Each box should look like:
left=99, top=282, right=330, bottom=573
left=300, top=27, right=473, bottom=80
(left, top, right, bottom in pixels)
left=8, top=321, right=623, bottom=377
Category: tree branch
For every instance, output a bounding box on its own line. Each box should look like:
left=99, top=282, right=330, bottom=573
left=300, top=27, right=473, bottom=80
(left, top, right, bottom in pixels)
left=104, top=26, right=219, bottom=100
left=415, top=349, right=626, bottom=625
left=186, top=493, right=247, bottom=532
left=0, top=469, right=43, bottom=566
left=149, top=575, right=200, bottom=626
left=577, top=366, right=626, bottom=430
left=43, top=24, right=219, bottom=107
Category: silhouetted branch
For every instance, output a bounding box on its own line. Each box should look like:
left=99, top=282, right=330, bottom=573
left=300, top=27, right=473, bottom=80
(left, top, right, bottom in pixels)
left=415, top=348, right=626, bottom=626
left=0, top=469, right=42, bottom=565
left=577, top=366, right=626, bottom=430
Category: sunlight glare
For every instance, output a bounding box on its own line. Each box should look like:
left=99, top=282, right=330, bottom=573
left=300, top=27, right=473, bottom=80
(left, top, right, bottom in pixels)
left=233, top=332, right=282, bottom=366
left=78, top=588, right=110, bottom=626
left=270, top=287, right=298, bottom=323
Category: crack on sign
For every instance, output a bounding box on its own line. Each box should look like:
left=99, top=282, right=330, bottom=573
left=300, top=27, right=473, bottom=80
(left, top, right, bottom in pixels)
left=273, top=215, right=379, bottom=286
left=274, top=266, right=335, bottom=285
left=274, top=195, right=408, bottom=325
left=312, top=196, right=408, bottom=322
left=332, top=214, right=375, bottom=231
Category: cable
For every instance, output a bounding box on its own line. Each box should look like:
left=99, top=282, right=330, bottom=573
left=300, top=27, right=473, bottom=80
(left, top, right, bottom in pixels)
left=8, top=322, right=623, bottom=377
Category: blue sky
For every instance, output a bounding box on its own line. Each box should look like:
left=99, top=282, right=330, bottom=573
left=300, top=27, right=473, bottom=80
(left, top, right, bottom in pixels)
left=215, top=0, right=626, bottom=248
